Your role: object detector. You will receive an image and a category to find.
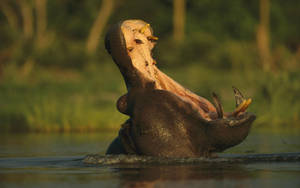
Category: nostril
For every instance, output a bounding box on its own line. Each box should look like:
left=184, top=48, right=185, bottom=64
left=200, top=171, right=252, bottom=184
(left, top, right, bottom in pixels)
left=127, top=47, right=134, bottom=52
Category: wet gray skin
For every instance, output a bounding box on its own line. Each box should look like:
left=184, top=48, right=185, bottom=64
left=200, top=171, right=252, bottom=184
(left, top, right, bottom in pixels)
left=105, top=20, right=256, bottom=158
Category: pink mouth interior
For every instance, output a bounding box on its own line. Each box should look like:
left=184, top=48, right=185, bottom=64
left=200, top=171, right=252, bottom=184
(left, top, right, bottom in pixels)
left=121, top=20, right=218, bottom=121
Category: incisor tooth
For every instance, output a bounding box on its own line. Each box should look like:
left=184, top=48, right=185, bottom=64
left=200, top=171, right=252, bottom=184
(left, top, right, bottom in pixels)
left=139, top=24, right=150, bottom=34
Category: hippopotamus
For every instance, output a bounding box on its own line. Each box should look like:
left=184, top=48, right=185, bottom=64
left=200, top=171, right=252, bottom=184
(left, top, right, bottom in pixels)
left=104, top=20, right=256, bottom=158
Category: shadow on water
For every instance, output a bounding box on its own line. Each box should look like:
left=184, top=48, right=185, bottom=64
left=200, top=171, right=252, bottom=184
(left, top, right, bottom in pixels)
left=1, top=154, right=300, bottom=188
left=0, top=131, right=300, bottom=187
left=118, top=161, right=300, bottom=187
left=115, top=164, right=252, bottom=187
left=83, top=153, right=300, bottom=187
left=113, top=163, right=292, bottom=187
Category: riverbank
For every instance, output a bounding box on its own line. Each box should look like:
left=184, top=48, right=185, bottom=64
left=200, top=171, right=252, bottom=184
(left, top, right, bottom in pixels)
left=0, top=63, right=299, bottom=133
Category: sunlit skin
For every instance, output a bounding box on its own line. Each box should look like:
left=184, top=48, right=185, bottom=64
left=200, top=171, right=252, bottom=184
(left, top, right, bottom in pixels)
left=105, top=20, right=256, bottom=158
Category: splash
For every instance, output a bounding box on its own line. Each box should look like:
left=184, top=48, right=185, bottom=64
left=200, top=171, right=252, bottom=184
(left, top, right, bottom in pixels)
left=83, top=153, right=300, bottom=165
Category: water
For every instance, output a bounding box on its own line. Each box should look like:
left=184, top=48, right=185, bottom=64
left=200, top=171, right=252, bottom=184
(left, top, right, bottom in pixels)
left=0, top=131, right=300, bottom=187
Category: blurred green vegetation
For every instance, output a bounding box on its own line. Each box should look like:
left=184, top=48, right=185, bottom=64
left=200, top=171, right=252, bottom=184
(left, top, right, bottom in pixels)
left=0, top=0, right=299, bottom=133
left=0, top=63, right=127, bottom=132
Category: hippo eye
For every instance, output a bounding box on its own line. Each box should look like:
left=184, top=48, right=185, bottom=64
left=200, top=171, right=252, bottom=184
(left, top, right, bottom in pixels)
left=147, top=36, right=159, bottom=42
left=134, top=39, right=143, bottom=44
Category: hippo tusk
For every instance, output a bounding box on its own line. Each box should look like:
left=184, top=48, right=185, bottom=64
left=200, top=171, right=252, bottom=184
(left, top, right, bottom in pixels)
left=232, top=98, right=252, bottom=117
left=147, top=36, right=159, bottom=42
left=231, top=86, right=252, bottom=117
left=139, top=23, right=150, bottom=34
left=212, top=92, right=224, bottom=118
left=232, top=86, right=245, bottom=107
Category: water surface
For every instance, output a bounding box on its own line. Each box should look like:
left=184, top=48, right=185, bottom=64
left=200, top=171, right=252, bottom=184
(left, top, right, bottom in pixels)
left=0, top=131, right=300, bottom=187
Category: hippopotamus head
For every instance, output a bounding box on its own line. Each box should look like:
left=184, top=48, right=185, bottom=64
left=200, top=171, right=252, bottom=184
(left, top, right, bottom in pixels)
left=105, top=20, right=256, bottom=157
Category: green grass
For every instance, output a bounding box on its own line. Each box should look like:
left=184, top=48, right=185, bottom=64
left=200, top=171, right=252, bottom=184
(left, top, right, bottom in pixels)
left=165, top=64, right=300, bottom=132
left=0, top=63, right=127, bottom=132
left=0, top=62, right=299, bottom=133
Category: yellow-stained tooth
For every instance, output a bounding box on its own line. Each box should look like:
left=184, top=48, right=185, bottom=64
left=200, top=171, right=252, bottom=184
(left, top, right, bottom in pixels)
left=241, top=98, right=252, bottom=112
left=235, top=100, right=246, bottom=113
left=233, top=98, right=252, bottom=116
left=147, top=36, right=159, bottom=41
left=139, top=24, right=150, bottom=34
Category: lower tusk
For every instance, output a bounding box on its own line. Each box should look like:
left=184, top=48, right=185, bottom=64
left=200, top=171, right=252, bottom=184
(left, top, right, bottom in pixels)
left=212, top=92, right=224, bottom=118
left=233, top=98, right=252, bottom=116
left=242, top=98, right=252, bottom=111
left=139, top=24, right=150, bottom=34
left=232, top=86, right=245, bottom=107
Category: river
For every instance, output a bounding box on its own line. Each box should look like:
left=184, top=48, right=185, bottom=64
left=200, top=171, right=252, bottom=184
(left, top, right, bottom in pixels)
left=0, top=131, right=300, bottom=187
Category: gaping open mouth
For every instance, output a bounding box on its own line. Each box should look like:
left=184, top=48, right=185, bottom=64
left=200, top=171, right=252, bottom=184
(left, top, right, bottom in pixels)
left=105, top=20, right=252, bottom=122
